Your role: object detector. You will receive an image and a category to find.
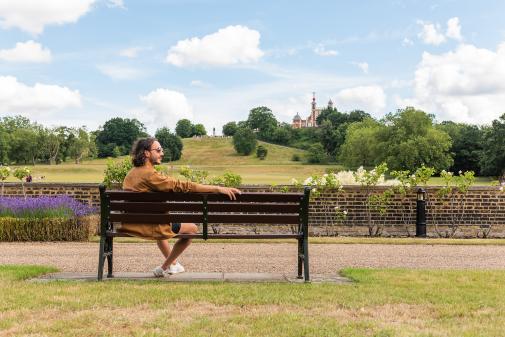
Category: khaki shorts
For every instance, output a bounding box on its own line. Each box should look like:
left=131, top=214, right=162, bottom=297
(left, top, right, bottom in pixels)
left=116, top=223, right=177, bottom=240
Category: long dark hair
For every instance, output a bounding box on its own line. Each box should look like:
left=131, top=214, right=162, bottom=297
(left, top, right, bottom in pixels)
left=131, top=137, right=156, bottom=167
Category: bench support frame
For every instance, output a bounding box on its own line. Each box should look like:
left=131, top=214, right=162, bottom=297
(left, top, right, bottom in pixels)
left=97, top=185, right=311, bottom=282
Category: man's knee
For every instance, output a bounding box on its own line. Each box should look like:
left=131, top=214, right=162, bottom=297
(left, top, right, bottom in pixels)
left=180, top=223, right=198, bottom=234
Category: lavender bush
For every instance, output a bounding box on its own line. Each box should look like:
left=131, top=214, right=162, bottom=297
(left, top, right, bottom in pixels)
left=0, top=195, right=97, bottom=241
left=0, top=195, right=95, bottom=219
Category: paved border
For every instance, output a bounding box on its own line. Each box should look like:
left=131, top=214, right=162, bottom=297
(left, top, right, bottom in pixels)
left=34, top=272, right=352, bottom=283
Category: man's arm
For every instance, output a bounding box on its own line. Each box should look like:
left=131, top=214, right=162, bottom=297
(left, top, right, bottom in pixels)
left=148, top=171, right=240, bottom=200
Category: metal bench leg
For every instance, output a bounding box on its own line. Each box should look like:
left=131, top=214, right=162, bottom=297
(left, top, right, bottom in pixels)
left=303, top=237, right=310, bottom=282
left=297, top=238, right=303, bottom=279
left=106, top=237, right=114, bottom=278
left=97, top=235, right=106, bottom=280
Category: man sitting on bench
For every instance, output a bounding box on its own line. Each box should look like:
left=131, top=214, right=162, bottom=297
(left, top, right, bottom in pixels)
left=122, top=137, right=241, bottom=277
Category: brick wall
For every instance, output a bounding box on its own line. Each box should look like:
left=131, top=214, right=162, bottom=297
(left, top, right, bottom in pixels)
left=2, top=183, right=504, bottom=238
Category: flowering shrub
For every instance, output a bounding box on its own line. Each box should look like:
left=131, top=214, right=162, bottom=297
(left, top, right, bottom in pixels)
left=390, top=165, right=435, bottom=236
left=180, top=166, right=242, bottom=187
left=103, top=158, right=133, bottom=188
left=13, top=167, right=30, bottom=181
left=13, top=166, right=30, bottom=198
left=0, top=195, right=96, bottom=241
left=0, top=195, right=95, bottom=219
left=292, top=173, right=346, bottom=236
left=179, top=165, right=209, bottom=184
left=352, top=163, right=392, bottom=236
left=0, top=166, right=11, bottom=196
left=210, top=172, right=242, bottom=188
left=434, top=170, right=476, bottom=237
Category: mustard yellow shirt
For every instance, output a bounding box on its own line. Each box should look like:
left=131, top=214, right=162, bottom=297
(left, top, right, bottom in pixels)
left=118, top=165, right=214, bottom=239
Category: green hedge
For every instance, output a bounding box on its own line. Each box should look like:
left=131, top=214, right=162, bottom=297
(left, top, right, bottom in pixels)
left=0, top=215, right=97, bottom=241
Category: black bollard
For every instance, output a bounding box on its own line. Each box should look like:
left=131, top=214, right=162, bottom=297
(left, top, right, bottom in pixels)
left=416, top=188, right=427, bottom=237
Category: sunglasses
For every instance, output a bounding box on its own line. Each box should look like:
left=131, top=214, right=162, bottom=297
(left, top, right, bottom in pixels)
left=149, top=147, right=163, bottom=153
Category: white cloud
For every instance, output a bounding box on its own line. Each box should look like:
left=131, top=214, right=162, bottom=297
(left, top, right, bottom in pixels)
left=190, top=80, right=210, bottom=88
left=396, top=43, right=505, bottom=124
left=119, top=47, right=142, bottom=58
left=417, top=20, right=446, bottom=45
left=139, top=89, right=193, bottom=129
left=352, top=61, right=369, bottom=74
left=166, top=25, right=264, bottom=67
left=0, top=0, right=96, bottom=35
left=107, top=0, right=125, bottom=9
left=0, top=40, right=51, bottom=63
left=0, top=76, right=81, bottom=115
left=418, top=17, right=464, bottom=45
left=335, top=85, right=386, bottom=113
left=97, top=64, right=145, bottom=80
left=313, top=44, right=338, bottom=57
left=402, top=37, right=414, bottom=46
left=446, top=17, right=462, bottom=41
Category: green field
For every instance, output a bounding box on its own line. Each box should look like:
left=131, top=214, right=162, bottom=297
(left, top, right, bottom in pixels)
left=2, top=265, right=505, bottom=336
left=2, top=137, right=497, bottom=185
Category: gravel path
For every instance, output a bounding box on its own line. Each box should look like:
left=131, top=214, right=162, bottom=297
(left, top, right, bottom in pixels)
left=2, top=242, right=505, bottom=274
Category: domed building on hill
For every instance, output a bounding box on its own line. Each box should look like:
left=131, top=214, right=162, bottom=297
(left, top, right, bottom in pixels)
left=291, top=92, right=334, bottom=128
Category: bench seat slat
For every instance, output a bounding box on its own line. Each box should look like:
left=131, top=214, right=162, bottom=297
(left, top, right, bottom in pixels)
left=109, top=201, right=301, bottom=213
left=106, top=191, right=304, bottom=203
left=106, top=231, right=301, bottom=239
left=109, top=213, right=300, bottom=224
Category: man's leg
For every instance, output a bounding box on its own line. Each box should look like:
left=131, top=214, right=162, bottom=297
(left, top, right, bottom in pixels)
left=156, top=239, right=171, bottom=258
left=161, top=223, right=198, bottom=270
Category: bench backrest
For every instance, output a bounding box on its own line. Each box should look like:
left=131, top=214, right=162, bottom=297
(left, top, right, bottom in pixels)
left=99, top=185, right=310, bottom=238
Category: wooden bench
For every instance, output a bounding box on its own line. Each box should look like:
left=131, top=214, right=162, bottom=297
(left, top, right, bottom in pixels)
left=97, top=185, right=311, bottom=281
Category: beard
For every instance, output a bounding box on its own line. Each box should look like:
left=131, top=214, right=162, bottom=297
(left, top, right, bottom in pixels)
left=149, top=156, right=162, bottom=165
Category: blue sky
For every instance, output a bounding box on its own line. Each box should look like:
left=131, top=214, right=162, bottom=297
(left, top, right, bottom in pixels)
left=1, top=0, right=505, bottom=134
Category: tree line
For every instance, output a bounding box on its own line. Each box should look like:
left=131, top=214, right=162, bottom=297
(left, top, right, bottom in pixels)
left=0, top=116, right=183, bottom=165
left=1, top=106, right=504, bottom=179
left=221, top=106, right=505, bottom=178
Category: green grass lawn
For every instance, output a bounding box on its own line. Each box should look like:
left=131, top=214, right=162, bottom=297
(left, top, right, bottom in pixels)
left=2, top=265, right=505, bottom=336
left=3, top=137, right=498, bottom=185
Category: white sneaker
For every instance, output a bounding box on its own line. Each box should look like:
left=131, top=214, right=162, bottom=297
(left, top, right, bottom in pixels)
left=168, top=262, right=185, bottom=274
left=152, top=266, right=166, bottom=278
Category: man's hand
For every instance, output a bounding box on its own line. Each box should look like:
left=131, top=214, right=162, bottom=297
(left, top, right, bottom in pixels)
left=217, top=186, right=241, bottom=200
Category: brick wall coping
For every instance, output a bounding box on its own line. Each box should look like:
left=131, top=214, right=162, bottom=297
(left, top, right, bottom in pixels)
left=1, top=182, right=501, bottom=191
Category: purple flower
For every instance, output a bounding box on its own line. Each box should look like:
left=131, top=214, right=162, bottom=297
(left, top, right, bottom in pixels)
left=0, top=195, right=96, bottom=218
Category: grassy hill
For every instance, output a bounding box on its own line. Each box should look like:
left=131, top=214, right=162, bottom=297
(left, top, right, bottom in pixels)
left=3, top=137, right=496, bottom=185
left=3, top=137, right=334, bottom=184
left=177, top=137, right=306, bottom=165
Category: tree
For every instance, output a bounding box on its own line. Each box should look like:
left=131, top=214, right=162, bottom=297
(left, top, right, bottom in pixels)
left=319, top=119, right=344, bottom=157
left=155, top=127, right=183, bottom=162
left=316, top=108, right=371, bottom=157
left=256, top=145, right=268, bottom=160
left=437, top=121, right=484, bottom=174
left=222, top=122, right=238, bottom=136
left=306, top=143, right=328, bottom=164
left=1, top=116, right=43, bottom=165
left=96, top=118, right=147, bottom=158
left=377, top=107, right=453, bottom=172
left=339, top=118, right=384, bottom=168
left=271, top=124, right=292, bottom=145
left=175, top=119, right=193, bottom=138
left=67, top=127, right=92, bottom=164
left=233, top=127, right=257, bottom=155
left=480, top=113, right=505, bottom=179
left=0, top=126, right=8, bottom=164
left=246, top=106, right=278, bottom=141
left=192, top=123, right=207, bottom=136
left=10, top=127, right=40, bottom=165
left=44, top=128, right=62, bottom=165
